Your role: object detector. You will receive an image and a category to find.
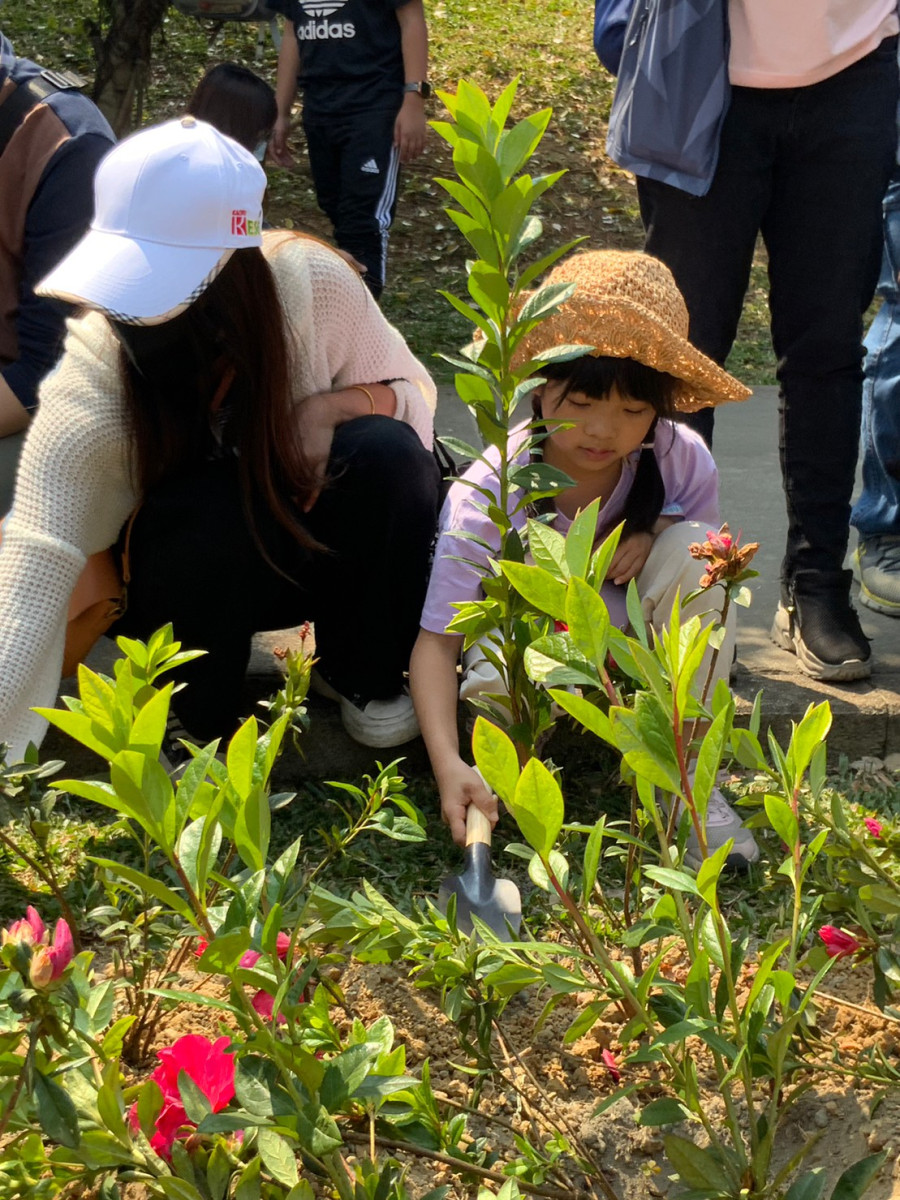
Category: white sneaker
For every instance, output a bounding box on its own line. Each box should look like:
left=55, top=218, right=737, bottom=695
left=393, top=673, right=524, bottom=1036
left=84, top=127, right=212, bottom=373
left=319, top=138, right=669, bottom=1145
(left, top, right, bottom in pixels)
left=677, top=785, right=760, bottom=871
left=310, top=670, right=420, bottom=748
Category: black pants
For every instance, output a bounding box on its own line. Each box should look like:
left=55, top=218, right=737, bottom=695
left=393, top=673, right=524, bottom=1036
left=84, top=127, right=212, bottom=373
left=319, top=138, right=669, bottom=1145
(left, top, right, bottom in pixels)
left=113, top=417, right=440, bottom=740
left=637, top=38, right=899, bottom=589
left=303, top=107, right=401, bottom=300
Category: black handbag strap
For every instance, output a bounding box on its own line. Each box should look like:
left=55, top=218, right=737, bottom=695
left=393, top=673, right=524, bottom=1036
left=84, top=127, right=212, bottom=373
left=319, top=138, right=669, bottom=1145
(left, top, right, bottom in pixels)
left=0, top=69, right=86, bottom=158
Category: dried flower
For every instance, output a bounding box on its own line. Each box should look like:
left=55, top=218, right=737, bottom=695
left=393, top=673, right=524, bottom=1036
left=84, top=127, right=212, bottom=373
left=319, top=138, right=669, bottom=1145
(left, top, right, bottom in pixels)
left=864, top=817, right=883, bottom=838
left=601, top=1048, right=621, bottom=1083
left=129, top=1034, right=235, bottom=1158
left=688, top=523, right=759, bottom=589
left=818, top=925, right=863, bottom=960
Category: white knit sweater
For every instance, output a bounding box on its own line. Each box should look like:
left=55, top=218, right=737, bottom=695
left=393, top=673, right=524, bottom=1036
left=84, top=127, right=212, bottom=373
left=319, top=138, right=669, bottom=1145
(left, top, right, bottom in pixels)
left=0, top=234, right=436, bottom=760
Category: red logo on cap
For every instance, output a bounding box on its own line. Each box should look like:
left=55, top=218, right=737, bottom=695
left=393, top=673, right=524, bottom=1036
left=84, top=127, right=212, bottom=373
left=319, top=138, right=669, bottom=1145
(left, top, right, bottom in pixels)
left=231, top=210, right=247, bottom=236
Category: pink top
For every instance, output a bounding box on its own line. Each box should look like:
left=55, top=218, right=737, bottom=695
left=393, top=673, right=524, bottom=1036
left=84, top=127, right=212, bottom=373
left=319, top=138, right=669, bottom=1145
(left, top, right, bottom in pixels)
left=728, top=0, right=898, bottom=88
left=420, top=420, right=719, bottom=635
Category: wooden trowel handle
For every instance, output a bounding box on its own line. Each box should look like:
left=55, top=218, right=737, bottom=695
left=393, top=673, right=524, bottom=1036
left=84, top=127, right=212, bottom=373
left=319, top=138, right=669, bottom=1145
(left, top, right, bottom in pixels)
left=465, top=802, right=493, bottom=848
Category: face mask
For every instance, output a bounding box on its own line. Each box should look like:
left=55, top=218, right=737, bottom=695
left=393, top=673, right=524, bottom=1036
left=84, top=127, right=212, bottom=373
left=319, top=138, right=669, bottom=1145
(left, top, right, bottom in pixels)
left=253, top=140, right=268, bottom=163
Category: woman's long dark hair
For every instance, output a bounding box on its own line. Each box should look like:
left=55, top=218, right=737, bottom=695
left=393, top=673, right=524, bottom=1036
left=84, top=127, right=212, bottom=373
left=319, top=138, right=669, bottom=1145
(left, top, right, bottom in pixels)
left=114, top=247, right=319, bottom=551
left=185, top=63, right=277, bottom=152
left=532, top=354, right=680, bottom=538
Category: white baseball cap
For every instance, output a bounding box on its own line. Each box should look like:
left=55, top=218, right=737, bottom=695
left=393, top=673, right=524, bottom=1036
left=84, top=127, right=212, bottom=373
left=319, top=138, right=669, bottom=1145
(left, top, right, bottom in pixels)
left=37, top=116, right=266, bottom=324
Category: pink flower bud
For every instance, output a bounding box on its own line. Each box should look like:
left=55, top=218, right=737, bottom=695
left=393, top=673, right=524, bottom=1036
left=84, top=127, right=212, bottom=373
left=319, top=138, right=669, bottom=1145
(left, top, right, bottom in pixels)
left=4, top=906, right=47, bottom=948
left=818, top=925, right=862, bottom=959
left=47, top=920, right=74, bottom=978
left=864, top=817, right=883, bottom=838
left=29, top=945, right=54, bottom=988
left=601, top=1048, right=621, bottom=1083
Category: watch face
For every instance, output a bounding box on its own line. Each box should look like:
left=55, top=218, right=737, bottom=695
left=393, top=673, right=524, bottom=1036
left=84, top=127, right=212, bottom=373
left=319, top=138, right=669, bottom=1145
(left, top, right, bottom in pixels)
left=420, top=80, right=432, bottom=99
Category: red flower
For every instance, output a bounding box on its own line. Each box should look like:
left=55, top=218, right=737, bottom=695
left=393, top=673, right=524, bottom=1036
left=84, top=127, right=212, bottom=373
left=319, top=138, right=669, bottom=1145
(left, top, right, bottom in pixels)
left=129, top=1035, right=235, bottom=1158
left=864, top=817, right=883, bottom=838
left=601, top=1048, right=621, bottom=1083
left=818, top=926, right=862, bottom=960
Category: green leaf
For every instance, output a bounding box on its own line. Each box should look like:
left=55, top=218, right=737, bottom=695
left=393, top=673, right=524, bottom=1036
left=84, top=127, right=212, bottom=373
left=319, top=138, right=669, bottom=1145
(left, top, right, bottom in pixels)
left=524, top=635, right=600, bottom=689
left=527, top=519, right=569, bottom=581
left=177, top=1071, right=212, bottom=1125
left=639, top=1098, right=689, bottom=1126
left=499, top=560, right=568, bottom=621
left=226, top=716, right=258, bottom=800
left=296, top=1104, right=342, bottom=1158
left=234, top=1158, right=261, bottom=1200
left=549, top=689, right=615, bottom=744
left=663, top=1135, right=735, bottom=1192
left=197, top=929, right=251, bottom=973
left=610, top=696, right=681, bottom=793
left=234, top=786, right=271, bottom=872
left=89, top=857, right=196, bottom=926
left=788, top=701, right=832, bottom=785
left=206, top=1144, right=231, bottom=1200
left=581, top=819, right=606, bottom=905
left=510, top=758, right=563, bottom=858
left=784, top=1169, right=828, bottom=1200
left=565, top=576, right=611, bottom=670
left=157, top=1180, right=204, bottom=1200
left=257, top=1129, right=299, bottom=1188
left=472, top=718, right=519, bottom=807
left=764, top=794, right=800, bottom=850
left=136, top=1078, right=164, bottom=1140
left=528, top=848, right=569, bottom=892
left=644, top=867, right=701, bottom=896
left=828, top=1151, right=888, bottom=1200
left=564, top=498, right=601, bottom=578
left=34, top=1072, right=80, bottom=1149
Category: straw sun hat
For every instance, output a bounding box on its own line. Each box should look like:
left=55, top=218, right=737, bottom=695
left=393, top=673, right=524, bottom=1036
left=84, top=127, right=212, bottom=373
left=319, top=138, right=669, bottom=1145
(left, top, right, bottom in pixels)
left=515, top=250, right=751, bottom=412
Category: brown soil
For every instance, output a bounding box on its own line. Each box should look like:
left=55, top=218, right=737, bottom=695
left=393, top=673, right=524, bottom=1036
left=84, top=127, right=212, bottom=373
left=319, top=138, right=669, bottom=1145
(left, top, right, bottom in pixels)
left=139, top=949, right=900, bottom=1199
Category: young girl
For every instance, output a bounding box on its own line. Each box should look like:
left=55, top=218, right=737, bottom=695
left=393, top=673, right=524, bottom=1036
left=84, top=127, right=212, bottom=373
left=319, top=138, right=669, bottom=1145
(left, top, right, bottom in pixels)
left=410, top=250, right=759, bottom=868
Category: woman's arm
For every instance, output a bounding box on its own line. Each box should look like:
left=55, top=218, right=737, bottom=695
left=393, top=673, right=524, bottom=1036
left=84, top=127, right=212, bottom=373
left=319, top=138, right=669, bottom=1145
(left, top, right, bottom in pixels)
left=410, top=628, right=498, bottom=845
left=270, top=236, right=436, bottom=446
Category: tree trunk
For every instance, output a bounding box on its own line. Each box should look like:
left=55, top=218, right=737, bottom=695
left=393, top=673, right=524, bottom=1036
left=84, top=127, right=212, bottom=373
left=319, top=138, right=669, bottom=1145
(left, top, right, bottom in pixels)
left=89, top=0, right=170, bottom=136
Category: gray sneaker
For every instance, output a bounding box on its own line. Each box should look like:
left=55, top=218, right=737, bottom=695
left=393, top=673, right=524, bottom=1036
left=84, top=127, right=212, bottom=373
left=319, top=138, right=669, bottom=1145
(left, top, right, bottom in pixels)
left=853, top=536, right=900, bottom=617
left=677, top=787, right=760, bottom=871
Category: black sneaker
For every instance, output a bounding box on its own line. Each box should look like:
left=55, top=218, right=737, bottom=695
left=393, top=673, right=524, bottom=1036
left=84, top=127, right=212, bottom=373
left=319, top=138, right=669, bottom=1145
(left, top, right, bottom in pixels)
left=771, top=573, right=871, bottom=682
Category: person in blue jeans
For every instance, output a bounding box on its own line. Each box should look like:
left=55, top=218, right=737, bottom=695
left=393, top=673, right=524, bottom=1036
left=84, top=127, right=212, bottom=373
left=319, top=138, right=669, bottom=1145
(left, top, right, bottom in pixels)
left=852, top=170, right=900, bottom=616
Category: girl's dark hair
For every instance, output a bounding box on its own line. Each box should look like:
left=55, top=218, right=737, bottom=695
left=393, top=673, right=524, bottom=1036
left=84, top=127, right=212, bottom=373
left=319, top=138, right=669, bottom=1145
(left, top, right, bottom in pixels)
left=114, top=247, right=319, bottom=552
left=531, top=354, right=680, bottom=538
left=186, top=63, right=277, bottom=152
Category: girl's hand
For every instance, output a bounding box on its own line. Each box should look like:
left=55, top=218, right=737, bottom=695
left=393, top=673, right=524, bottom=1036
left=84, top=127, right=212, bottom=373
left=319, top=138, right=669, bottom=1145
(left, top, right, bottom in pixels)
left=438, top=758, right=498, bottom=846
left=608, top=531, right=654, bottom=585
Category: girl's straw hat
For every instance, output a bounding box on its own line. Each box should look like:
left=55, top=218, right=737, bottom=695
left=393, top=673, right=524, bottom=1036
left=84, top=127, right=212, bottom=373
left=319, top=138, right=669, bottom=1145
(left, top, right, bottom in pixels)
left=515, top=250, right=751, bottom=412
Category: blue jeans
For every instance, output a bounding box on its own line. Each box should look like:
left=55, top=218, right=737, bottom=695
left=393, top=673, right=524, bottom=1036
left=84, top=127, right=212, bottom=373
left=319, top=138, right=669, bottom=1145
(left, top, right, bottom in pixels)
left=637, top=37, right=899, bottom=592
left=851, top=169, right=900, bottom=539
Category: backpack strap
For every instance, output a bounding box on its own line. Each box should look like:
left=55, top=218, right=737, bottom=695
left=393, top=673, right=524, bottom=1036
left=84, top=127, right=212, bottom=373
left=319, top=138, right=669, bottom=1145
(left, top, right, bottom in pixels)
left=0, top=68, right=86, bottom=158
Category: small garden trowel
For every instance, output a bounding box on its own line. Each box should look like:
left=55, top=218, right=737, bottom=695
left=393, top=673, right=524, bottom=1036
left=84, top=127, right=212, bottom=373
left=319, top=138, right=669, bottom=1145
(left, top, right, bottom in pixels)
left=438, top=800, right=522, bottom=941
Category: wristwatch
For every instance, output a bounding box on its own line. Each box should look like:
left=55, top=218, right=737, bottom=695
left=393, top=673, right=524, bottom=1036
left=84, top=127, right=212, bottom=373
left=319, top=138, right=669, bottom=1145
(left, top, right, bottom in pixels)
left=403, top=80, right=432, bottom=99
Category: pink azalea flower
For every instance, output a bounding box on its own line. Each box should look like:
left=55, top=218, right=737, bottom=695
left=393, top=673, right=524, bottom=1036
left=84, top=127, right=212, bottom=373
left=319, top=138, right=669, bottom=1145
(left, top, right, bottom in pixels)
left=4, top=905, right=47, bottom=947
left=28, top=919, right=74, bottom=987
left=251, top=989, right=287, bottom=1025
left=601, top=1048, right=621, bottom=1083
left=864, top=817, right=883, bottom=838
left=128, top=1035, right=235, bottom=1158
left=818, top=925, right=862, bottom=960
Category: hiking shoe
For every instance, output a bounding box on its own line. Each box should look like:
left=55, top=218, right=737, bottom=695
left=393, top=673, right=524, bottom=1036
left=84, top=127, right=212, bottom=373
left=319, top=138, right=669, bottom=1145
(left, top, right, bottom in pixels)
left=771, top=578, right=871, bottom=682
left=853, top=535, right=900, bottom=617
left=677, top=786, right=760, bottom=871
left=310, top=670, right=420, bottom=748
